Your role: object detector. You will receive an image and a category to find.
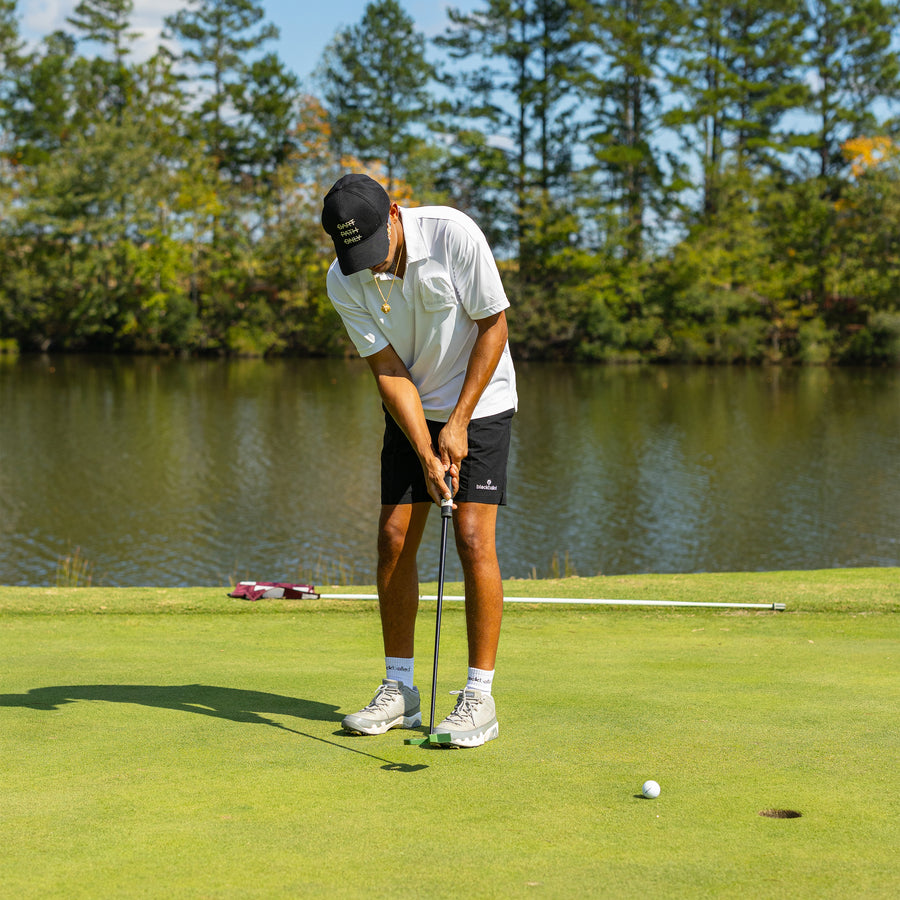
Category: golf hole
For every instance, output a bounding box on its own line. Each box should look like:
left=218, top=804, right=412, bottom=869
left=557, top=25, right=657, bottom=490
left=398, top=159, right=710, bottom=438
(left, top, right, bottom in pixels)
left=758, top=808, right=802, bottom=819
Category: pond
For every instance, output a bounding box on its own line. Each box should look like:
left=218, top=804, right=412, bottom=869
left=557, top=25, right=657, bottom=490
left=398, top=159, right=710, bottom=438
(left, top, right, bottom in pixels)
left=1, top=355, right=897, bottom=586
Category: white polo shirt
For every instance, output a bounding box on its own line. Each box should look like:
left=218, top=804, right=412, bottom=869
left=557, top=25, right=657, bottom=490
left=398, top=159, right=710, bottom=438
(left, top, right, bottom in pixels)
left=326, top=206, right=517, bottom=422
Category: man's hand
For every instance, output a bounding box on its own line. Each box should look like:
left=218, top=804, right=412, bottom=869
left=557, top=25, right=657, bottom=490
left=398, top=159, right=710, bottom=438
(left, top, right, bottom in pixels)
left=423, top=453, right=458, bottom=508
left=437, top=419, right=467, bottom=492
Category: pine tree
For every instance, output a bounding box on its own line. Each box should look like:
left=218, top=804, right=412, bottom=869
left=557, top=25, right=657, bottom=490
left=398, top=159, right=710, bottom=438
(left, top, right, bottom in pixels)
left=164, top=0, right=285, bottom=179
left=0, top=0, right=24, bottom=140
left=0, top=0, right=22, bottom=70
left=4, top=31, right=79, bottom=165
left=317, top=0, right=433, bottom=192
left=235, top=51, right=301, bottom=180
left=799, top=0, right=900, bottom=180
left=66, top=0, right=139, bottom=125
left=578, top=0, right=683, bottom=259
left=436, top=0, right=584, bottom=265
left=66, top=0, right=137, bottom=64
left=664, top=0, right=807, bottom=219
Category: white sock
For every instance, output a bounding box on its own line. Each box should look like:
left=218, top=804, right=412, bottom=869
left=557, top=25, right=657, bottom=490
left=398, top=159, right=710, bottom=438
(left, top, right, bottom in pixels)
left=465, top=666, right=494, bottom=695
left=385, top=657, right=415, bottom=689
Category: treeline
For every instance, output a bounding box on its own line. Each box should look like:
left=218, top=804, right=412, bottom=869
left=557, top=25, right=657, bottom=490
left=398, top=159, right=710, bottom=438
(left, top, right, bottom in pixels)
left=2, top=0, right=900, bottom=364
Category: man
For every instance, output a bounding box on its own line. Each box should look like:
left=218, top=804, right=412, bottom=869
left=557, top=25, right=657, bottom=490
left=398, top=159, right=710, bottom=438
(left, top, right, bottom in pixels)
left=321, top=173, right=517, bottom=748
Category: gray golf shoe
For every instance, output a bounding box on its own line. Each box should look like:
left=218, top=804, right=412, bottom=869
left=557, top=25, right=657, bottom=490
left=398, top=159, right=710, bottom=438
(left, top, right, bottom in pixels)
left=342, top=679, right=421, bottom=735
left=435, top=688, right=499, bottom=748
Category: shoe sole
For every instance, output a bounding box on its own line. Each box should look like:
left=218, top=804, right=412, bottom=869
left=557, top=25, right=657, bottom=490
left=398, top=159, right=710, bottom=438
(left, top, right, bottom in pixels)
left=444, top=720, right=499, bottom=748
left=342, top=712, right=422, bottom=736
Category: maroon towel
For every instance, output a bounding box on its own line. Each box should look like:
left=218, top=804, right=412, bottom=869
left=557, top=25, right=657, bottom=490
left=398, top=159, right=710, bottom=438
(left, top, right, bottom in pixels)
left=228, top=581, right=319, bottom=601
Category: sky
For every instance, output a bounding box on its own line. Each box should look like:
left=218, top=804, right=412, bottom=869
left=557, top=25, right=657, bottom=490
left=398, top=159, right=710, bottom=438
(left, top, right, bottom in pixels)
left=18, top=0, right=481, bottom=85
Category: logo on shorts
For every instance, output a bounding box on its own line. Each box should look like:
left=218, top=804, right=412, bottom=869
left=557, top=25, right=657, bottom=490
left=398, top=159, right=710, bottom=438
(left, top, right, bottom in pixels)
left=476, top=478, right=498, bottom=492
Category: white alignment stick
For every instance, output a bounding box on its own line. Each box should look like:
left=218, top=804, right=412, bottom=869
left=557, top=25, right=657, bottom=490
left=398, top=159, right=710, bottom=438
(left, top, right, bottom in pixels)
left=317, top=593, right=786, bottom=611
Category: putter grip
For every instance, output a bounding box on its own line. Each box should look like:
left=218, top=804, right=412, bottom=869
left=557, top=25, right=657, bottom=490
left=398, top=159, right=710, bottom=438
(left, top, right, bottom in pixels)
left=441, top=473, right=453, bottom=518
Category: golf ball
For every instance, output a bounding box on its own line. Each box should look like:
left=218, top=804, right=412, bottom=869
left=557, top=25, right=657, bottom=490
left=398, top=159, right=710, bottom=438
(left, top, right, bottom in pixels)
left=642, top=780, right=661, bottom=799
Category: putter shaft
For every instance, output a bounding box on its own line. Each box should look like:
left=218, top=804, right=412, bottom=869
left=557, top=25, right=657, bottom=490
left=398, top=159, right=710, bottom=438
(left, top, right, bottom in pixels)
left=428, top=475, right=453, bottom=735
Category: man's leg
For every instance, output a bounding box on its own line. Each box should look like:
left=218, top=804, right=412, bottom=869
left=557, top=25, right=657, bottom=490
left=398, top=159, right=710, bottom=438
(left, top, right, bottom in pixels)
left=340, top=502, right=430, bottom=736
left=452, top=501, right=503, bottom=669
left=430, top=501, right=502, bottom=747
left=377, top=501, right=431, bottom=658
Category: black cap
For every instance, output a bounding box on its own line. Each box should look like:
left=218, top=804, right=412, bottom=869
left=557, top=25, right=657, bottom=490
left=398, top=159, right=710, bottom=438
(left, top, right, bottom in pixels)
left=321, top=174, right=391, bottom=275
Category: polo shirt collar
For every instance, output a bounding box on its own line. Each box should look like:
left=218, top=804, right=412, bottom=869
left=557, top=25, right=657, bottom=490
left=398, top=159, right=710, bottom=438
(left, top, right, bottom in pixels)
left=399, top=207, right=427, bottom=267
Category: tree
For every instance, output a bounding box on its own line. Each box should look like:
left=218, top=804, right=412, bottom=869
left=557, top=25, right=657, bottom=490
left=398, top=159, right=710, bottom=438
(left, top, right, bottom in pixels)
left=798, top=0, right=900, bottom=180
left=163, top=0, right=285, bottom=178
left=66, top=0, right=139, bottom=121
left=825, top=137, right=900, bottom=362
left=578, top=0, right=684, bottom=260
left=0, top=0, right=24, bottom=341
left=0, top=0, right=25, bottom=162
left=235, top=51, right=302, bottom=182
left=66, top=0, right=137, bottom=63
left=436, top=0, right=584, bottom=268
left=664, top=0, right=807, bottom=219
left=0, top=0, right=23, bottom=78
left=4, top=31, right=80, bottom=165
left=163, top=0, right=301, bottom=342
left=317, top=0, right=433, bottom=192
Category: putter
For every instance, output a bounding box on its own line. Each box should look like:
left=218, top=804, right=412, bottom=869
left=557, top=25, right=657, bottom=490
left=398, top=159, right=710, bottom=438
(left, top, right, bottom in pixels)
left=405, top=473, right=454, bottom=746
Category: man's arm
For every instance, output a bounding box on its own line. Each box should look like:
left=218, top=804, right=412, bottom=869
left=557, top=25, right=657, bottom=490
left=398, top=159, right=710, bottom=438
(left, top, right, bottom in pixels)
left=365, top=344, right=453, bottom=505
left=438, top=310, right=509, bottom=471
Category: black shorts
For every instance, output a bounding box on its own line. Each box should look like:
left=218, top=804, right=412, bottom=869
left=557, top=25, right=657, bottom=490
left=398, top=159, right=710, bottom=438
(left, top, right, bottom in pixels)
left=381, top=408, right=514, bottom=506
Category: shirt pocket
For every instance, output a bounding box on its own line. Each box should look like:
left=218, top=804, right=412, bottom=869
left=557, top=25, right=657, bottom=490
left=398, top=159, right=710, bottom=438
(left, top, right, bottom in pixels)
left=416, top=264, right=458, bottom=311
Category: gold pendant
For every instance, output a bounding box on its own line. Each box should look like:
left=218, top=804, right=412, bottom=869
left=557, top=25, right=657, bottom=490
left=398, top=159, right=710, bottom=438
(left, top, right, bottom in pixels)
left=381, top=302, right=391, bottom=314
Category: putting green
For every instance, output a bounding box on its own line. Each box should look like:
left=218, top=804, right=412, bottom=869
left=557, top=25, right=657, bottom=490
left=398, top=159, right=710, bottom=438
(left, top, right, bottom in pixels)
left=1, top=572, right=898, bottom=898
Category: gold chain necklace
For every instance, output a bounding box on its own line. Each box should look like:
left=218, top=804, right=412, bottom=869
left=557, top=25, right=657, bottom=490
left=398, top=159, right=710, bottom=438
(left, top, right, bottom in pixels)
left=374, top=231, right=404, bottom=314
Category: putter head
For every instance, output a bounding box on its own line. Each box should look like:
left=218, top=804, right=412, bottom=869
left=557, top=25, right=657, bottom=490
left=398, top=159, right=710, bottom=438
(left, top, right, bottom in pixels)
left=403, top=733, right=453, bottom=747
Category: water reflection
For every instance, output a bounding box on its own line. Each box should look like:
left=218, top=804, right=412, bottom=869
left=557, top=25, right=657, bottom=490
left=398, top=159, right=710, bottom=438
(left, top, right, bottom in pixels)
left=510, top=364, right=899, bottom=576
left=1, top=355, right=897, bottom=586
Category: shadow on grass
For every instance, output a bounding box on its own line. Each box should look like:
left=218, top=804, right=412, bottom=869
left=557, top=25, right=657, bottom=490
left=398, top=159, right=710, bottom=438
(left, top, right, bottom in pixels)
left=0, top=684, right=427, bottom=774
left=0, top=683, right=340, bottom=722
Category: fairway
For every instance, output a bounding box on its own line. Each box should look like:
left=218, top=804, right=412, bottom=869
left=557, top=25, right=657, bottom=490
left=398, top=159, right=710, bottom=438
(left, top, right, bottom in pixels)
left=2, top=572, right=899, bottom=899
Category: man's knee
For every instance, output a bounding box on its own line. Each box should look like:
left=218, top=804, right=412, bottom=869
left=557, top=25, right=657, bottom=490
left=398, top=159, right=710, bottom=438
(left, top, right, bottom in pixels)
left=378, top=520, right=408, bottom=566
left=377, top=505, right=426, bottom=567
left=453, top=511, right=497, bottom=564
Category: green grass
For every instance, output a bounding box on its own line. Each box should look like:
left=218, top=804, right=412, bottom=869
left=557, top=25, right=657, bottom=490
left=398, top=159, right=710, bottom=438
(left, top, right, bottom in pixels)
left=2, top=570, right=899, bottom=899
